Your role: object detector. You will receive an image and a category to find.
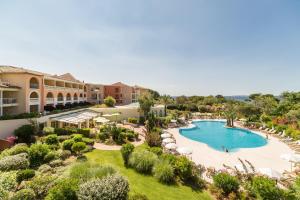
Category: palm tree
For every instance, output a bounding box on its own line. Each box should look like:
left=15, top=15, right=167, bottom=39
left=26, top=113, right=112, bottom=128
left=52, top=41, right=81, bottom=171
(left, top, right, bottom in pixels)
left=159, top=95, right=173, bottom=116
left=224, top=102, right=237, bottom=127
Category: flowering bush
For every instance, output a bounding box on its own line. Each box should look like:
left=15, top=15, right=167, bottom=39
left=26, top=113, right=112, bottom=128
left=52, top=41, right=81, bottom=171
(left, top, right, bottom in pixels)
left=26, top=175, right=56, bottom=199
left=0, top=143, right=29, bottom=159
left=129, top=150, right=158, bottom=174
left=78, top=174, right=129, bottom=200
left=0, top=171, right=17, bottom=191
left=0, top=153, right=29, bottom=171
left=10, top=188, right=36, bottom=200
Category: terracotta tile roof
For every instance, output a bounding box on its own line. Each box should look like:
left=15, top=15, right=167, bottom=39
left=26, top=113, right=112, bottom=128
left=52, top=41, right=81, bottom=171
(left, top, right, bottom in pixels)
left=0, top=65, right=44, bottom=76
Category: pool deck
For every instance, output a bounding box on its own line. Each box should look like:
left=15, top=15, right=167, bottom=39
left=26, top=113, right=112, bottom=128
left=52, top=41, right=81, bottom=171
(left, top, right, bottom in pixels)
left=168, top=120, right=294, bottom=173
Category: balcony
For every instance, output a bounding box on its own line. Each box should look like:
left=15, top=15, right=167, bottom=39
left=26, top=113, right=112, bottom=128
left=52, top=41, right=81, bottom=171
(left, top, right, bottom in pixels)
left=57, top=98, right=64, bottom=102
left=30, top=83, right=39, bottom=89
left=29, top=98, right=39, bottom=104
left=46, top=98, right=55, bottom=104
left=2, top=98, right=17, bottom=106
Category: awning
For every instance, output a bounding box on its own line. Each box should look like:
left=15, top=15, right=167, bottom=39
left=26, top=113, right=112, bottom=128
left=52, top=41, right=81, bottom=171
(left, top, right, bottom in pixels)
left=51, top=111, right=98, bottom=125
left=93, top=117, right=110, bottom=123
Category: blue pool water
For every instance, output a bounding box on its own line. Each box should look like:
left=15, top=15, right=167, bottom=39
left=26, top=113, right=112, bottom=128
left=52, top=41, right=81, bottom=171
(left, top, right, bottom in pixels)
left=179, top=121, right=267, bottom=152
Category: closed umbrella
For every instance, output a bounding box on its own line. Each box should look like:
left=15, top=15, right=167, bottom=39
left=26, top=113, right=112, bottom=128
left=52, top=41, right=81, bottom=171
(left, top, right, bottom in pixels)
left=165, top=143, right=177, bottom=150
left=162, top=138, right=175, bottom=144
left=258, top=168, right=282, bottom=180
left=177, top=147, right=193, bottom=155
left=161, top=133, right=172, bottom=139
left=280, top=153, right=300, bottom=171
left=94, top=117, right=110, bottom=124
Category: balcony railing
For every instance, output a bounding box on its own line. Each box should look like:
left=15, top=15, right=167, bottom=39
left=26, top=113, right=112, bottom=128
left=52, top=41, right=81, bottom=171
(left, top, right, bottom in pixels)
left=30, top=98, right=39, bottom=104
left=57, top=98, right=64, bottom=102
left=2, top=98, right=17, bottom=104
left=30, top=83, right=39, bottom=89
left=46, top=98, right=54, bottom=103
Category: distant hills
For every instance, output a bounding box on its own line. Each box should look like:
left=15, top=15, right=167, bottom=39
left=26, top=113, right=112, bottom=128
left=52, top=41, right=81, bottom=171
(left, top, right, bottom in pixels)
left=224, top=95, right=249, bottom=101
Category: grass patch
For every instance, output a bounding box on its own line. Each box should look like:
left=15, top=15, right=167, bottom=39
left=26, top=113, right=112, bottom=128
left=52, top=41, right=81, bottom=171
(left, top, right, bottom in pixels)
left=84, top=149, right=212, bottom=200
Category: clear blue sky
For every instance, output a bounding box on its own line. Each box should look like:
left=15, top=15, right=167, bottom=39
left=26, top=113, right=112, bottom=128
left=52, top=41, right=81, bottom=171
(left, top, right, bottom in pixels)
left=0, top=0, right=299, bottom=96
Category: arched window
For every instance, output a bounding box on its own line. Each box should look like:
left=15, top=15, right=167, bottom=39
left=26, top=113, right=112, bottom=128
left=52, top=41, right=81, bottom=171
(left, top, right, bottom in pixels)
left=66, top=93, right=71, bottom=101
left=46, top=92, right=54, bottom=98
left=74, top=93, right=78, bottom=100
left=84, top=86, right=87, bottom=92
left=57, top=93, right=64, bottom=101
left=80, top=93, right=83, bottom=98
left=30, top=91, right=39, bottom=99
left=29, top=77, right=39, bottom=89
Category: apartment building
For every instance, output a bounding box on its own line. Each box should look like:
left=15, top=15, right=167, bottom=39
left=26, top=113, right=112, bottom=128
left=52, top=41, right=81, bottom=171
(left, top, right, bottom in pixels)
left=0, top=66, right=150, bottom=116
left=85, top=83, right=104, bottom=104
left=104, top=82, right=148, bottom=105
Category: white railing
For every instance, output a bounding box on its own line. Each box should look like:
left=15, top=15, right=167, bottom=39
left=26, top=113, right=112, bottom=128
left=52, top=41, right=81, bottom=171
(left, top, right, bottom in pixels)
left=2, top=98, right=17, bottom=104
left=30, top=98, right=39, bottom=104
left=57, top=98, right=64, bottom=102
left=46, top=98, right=54, bottom=103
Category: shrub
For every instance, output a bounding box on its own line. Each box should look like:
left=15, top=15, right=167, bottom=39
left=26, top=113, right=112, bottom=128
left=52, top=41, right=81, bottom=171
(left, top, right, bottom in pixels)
left=78, top=174, right=129, bottom=200
left=57, top=135, right=71, bottom=142
left=145, top=131, right=161, bottom=147
left=26, top=175, right=56, bottom=199
left=45, top=178, right=79, bottom=200
left=121, top=143, right=135, bottom=166
left=213, top=172, right=239, bottom=196
left=129, top=150, right=158, bottom=174
left=70, top=162, right=116, bottom=182
left=153, top=161, right=175, bottom=184
left=49, top=159, right=63, bottom=167
left=82, top=137, right=94, bottom=145
left=71, top=142, right=86, bottom=155
left=129, top=193, right=149, bottom=200
left=174, top=156, right=193, bottom=181
left=148, top=147, right=163, bottom=156
left=37, top=164, right=52, bottom=173
left=62, top=139, right=74, bottom=151
left=16, top=169, right=35, bottom=183
left=128, top=118, right=138, bottom=124
left=14, top=125, right=35, bottom=143
left=0, top=186, right=8, bottom=200
left=28, top=143, right=50, bottom=167
left=54, top=128, right=68, bottom=135
left=72, top=134, right=83, bottom=142
left=0, top=143, right=28, bottom=159
left=0, top=171, right=17, bottom=191
left=44, top=151, right=59, bottom=163
left=45, top=134, right=59, bottom=145
left=98, top=132, right=109, bottom=142
left=104, top=96, right=116, bottom=107
left=58, top=150, right=72, bottom=160
left=249, top=176, right=284, bottom=200
left=43, top=127, right=55, bottom=135
left=10, top=188, right=36, bottom=200
left=0, top=153, right=29, bottom=171
left=78, top=128, right=90, bottom=137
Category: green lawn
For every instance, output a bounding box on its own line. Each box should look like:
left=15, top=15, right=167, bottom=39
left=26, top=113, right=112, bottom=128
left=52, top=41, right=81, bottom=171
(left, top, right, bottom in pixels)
left=85, top=148, right=213, bottom=200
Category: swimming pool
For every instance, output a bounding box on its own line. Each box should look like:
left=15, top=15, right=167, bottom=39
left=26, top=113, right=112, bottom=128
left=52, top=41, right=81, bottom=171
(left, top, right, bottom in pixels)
left=179, top=121, right=267, bottom=152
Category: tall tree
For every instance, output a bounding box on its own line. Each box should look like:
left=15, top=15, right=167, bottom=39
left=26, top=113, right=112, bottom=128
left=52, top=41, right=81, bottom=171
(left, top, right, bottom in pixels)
left=138, top=92, right=154, bottom=119
left=159, top=95, right=173, bottom=116
left=224, top=102, right=237, bottom=127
